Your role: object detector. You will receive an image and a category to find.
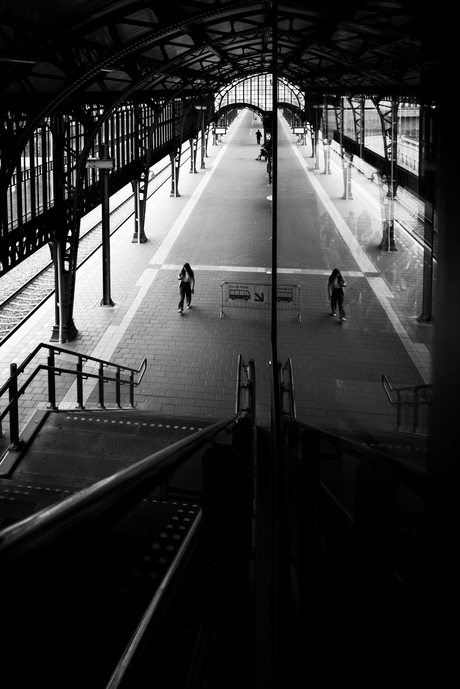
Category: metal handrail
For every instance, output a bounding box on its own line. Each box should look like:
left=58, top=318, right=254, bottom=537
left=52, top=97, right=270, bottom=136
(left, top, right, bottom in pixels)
left=294, top=416, right=426, bottom=496
left=0, top=342, right=147, bottom=447
left=382, top=373, right=432, bottom=434
left=0, top=342, right=146, bottom=398
left=280, top=364, right=427, bottom=492
left=382, top=373, right=433, bottom=405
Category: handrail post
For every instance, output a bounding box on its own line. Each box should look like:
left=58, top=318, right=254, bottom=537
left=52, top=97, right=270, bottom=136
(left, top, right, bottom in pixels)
left=7, top=364, right=23, bottom=450
left=76, top=356, right=84, bottom=409
left=129, top=371, right=135, bottom=408
left=98, top=362, right=105, bottom=408
left=248, top=358, right=255, bottom=419
left=47, top=351, right=58, bottom=410
left=235, top=354, right=242, bottom=413
left=116, top=368, right=121, bottom=408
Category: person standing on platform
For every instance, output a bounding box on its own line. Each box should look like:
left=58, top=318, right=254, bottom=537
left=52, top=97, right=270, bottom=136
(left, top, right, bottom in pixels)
left=178, top=263, right=195, bottom=313
left=328, top=268, right=347, bottom=321
left=255, top=129, right=262, bottom=145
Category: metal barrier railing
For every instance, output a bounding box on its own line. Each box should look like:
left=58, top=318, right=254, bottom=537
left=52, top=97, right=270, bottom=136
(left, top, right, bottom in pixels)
left=220, top=281, right=301, bottom=321
left=382, top=373, right=432, bottom=435
left=0, top=342, right=147, bottom=451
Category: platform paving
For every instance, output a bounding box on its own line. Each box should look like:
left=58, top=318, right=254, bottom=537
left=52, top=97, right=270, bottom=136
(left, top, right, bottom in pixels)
left=0, top=108, right=433, bottom=461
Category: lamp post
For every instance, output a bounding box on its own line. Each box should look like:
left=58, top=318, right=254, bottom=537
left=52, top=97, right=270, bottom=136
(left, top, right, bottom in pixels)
left=86, top=145, right=115, bottom=306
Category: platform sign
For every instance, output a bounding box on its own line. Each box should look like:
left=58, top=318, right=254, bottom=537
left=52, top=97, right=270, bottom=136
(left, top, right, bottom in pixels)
left=214, top=127, right=227, bottom=134
left=293, top=127, right=305, bottom=134
left=86, top=157, right=115, bottom=169
left=276, top=285, right=295, bottom=303
left=220, top=282, right=301, bottom=321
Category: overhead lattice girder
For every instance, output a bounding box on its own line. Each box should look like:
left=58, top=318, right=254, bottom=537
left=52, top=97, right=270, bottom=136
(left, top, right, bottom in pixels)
left=0, top=2, right=423, bottom=182
left=1, top=2, right=421, bottom=104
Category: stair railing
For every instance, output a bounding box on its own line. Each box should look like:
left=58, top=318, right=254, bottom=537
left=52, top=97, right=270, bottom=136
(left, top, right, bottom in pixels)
left=280, top=357, right=296, bottom=418
left=276, top=358, right=429, bottom=678
left=0, top=353, right=256, bottom=689
left=382, top=373, right=433, bottom=434
left=0, top=342, right=147, bottom=450
left=236, top=355, right=256, bottom=418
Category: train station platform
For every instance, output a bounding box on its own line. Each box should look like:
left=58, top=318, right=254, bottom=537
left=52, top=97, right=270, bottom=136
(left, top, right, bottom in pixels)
left=0, top=108, right=432, bottom=458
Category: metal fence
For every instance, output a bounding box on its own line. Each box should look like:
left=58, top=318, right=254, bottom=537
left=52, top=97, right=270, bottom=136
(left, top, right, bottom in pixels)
left=220, top=282, right=301, bottom=321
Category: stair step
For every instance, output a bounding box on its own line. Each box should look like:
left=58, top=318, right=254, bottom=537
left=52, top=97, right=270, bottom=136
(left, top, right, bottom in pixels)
left=319, top=426, right=427, bottom=467
left=1, top=490, right=203, bottom=689
left=7, top=409, right=219, bottom=488
left=0, top=476, right=78, bottom=528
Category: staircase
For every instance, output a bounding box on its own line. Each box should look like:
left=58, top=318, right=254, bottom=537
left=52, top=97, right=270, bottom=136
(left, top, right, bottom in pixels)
left=0, top=408, right=236, bottom=689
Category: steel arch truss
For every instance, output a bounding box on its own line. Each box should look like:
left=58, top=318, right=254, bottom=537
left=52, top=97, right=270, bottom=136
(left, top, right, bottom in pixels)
left=0, top=1, right=428, bottom=340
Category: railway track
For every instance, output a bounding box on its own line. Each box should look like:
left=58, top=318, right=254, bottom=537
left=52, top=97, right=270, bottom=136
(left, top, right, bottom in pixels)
left=0, top=163, right=173, bottom=345
left=1, top=145, right=433, bottom=346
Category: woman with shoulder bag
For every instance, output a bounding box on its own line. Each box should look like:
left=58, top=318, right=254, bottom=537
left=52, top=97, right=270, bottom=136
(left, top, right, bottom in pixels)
left=327, top=268, right=347, bottom=322
left=178, top=262, right=195, bottom=313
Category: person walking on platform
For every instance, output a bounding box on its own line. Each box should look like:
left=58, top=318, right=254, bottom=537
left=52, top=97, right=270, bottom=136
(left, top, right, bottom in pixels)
left=328, top=268, right=347, bottom=321
left=178, top=263, right=195, bottom=313
left=255, top=129, right=262, bottom=144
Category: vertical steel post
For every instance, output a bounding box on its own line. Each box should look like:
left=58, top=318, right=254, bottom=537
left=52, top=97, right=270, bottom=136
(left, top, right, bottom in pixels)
left=129, top=371, right=135, bottom=408
left=47, top=352, right=57, bottom=410
left=98, top=362, right=105, bottom=408
left=100, top=143, right=114, bottom=306
left=271, top=37, right=278, bottom=372
left=417, top=104, right=436, bottom=323
left=132, top=177, right=141, bottom=243
left=359, top=98, right=365, bottom=161
left=76, top=356, right=84, bottom=409
left=270, top=8, right=291, bottom=685
left=116, top=368, right=121, bottom=408
left=170, top=150, right=176, bottom=196
left=169, top=148, right=180, bottom=197
left=387, top=97, right=397, bottom=251
left=56, top=239, right=65, bottom=343
left=189, top=137, right=195, bottom=173
left=200, top=108, right=206, bottom=169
